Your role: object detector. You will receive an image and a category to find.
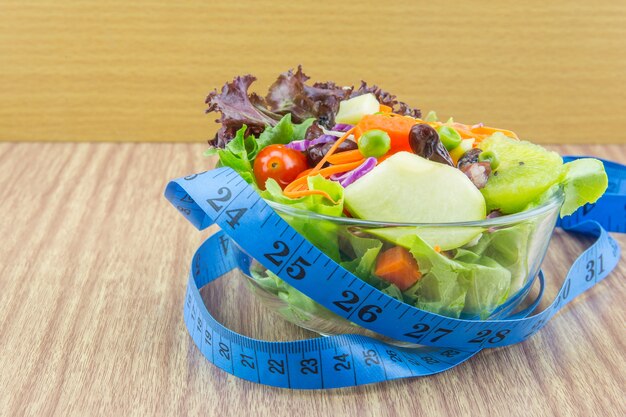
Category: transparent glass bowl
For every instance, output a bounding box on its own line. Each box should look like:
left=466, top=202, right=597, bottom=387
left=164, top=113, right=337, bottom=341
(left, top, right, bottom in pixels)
left=236, top=190, right=563, bottom=346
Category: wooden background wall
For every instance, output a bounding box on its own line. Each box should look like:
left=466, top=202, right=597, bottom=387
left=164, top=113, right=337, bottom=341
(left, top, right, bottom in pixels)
left=1, top=0, right=625, bottom=143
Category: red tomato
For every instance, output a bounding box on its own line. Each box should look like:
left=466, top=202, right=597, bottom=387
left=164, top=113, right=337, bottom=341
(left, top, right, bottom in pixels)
left=253, top=145, right=308, bottom=190
left=355, top=114, right=417, bottom=152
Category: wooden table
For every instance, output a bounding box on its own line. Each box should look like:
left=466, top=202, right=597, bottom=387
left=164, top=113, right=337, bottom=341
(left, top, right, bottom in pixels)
left=0, top=143, right=624, bottom=417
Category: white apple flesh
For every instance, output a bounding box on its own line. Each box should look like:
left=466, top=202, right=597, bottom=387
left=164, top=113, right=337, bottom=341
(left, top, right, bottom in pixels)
left=345, top=152, right=487, bottom=223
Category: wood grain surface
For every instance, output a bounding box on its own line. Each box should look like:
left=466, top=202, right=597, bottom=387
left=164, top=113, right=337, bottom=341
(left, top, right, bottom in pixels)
left=1, top=0, right=626, bottom=143
left=0, top=143, right=624, bottom=417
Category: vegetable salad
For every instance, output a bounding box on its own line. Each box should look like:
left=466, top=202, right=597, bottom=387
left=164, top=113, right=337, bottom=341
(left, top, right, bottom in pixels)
left=204, top=67, right=608, bottom=320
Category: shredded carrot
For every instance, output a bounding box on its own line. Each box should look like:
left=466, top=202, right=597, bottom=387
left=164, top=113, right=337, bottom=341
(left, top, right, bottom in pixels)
left=315, top=159, right=366, bottom=177
left=283, top=188, right=337, bottom=203
left=283, top=175, right=310, bottom=194
left=282, top=163, right=366, bottom=203
left=452, top=125, right=486, bottom=140
left=434, top=245, right=442, bottom=253
left=296, top=168, right=313, bottom=179
left=470, top=125, right=519, bottom=139
left=283, top=159, right=365, bottom=196
left=379, top=104, right=393, bottom=113
left=309, top=127, right=355, bottom=176
left=327, top=149, right=364, bottom=165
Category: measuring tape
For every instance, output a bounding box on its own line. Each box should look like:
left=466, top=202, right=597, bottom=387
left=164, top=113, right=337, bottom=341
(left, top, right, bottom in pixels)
left=165, top=156, right=624, bottom=389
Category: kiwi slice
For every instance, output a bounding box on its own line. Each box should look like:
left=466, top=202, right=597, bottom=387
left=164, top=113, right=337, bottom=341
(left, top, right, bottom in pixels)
left=479, top=133, right=563, bottom=213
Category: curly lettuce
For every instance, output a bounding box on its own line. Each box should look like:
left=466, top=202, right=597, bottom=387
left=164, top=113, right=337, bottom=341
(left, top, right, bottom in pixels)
left=257, top=113, right=315, bottom=149
left=206, top=66, right=422, bottom=148
left=205, top=75, right=281, bottom=148
left=205, top=125, right=257, bottom=184
left=205, top=115, right=315, bottom=186
left=206, top=67, right=349, bottom=147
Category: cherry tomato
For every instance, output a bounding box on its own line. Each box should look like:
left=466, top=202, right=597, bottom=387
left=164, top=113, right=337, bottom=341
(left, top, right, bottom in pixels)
left=253, top=144, right=308, bottom=189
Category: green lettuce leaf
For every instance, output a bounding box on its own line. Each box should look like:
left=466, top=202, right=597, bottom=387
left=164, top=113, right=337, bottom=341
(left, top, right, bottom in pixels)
left=398, top=232, right=514, bottom=318
left=257, top=113, right=315, bottom=149
left=399, top=235, right=469, bottom=317
left=459, top=256, right=511, bottom=319
left=340, top=233, right=383, bottom=286
left=261, top=175, right=344, bottom=261
left=464, top=223, right=532, bottom=294
left=203, top=147, right=219, bottom=157
left=206, top=115, right=315, bottom=186
left=211, top=125, right=258, bottom=185
left=250, top=267, right=335, bottom=323
left=338, top=233, right=402, bottom=301
left=559, top=158, right=608, bottom=216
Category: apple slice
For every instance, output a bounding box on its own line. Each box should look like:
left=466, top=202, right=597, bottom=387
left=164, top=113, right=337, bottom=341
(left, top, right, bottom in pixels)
left=335, top=93, right=380, bottom=125
left=365, top=226, right=483, bottom=251
left=344, top=152, right=487, bottom=224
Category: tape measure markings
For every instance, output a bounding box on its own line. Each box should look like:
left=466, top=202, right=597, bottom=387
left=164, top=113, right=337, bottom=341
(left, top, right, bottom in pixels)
left=168, top=155, right=624, bottom=388
left=172, top=176, right=608, bottom=348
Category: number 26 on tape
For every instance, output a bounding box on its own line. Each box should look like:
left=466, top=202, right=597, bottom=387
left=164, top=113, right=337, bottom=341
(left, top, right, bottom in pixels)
left=332, top=290, right=383, bottom=323
left=205, top=186, right=247, bottom=228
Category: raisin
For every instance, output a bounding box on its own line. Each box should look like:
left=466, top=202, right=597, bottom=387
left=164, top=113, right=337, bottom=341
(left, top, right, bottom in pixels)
left=408, top=124, right=453, bottom=166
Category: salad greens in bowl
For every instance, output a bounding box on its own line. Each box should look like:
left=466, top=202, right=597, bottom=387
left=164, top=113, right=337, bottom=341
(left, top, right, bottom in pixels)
left=204, top=67, right=608, bottom=343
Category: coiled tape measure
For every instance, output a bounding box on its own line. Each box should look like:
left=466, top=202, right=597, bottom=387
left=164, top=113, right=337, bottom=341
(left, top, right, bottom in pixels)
left=164, top=156, right=624, bottom=389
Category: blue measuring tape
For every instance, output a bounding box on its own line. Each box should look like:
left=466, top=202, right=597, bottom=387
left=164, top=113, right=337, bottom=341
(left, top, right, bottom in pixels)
left=165, top=156, right=624, bottom=389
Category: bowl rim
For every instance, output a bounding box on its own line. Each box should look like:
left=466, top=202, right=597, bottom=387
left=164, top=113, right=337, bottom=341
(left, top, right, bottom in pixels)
left=266, top=187, right=565, bottom=227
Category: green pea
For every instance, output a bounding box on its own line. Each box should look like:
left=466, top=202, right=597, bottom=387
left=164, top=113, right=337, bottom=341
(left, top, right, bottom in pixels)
left=358, top=129, right=391, bottom=158
left=436, top=126, right=462, bottom=151
left=478, top=150, right=500, bottom=170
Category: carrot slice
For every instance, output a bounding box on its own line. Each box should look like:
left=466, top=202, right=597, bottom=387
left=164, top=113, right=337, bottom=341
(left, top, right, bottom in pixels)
left=355, top=114, right=417, bottom=152
left=327, top=149, right=364, bottom=165
left=374, top=246, right=422, bottom=291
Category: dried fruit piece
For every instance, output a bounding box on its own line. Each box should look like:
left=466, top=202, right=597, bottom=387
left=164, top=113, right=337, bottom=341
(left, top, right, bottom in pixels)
left=408, top=124, right=453, bottom=166
left=460, top=162, right=492, bottom=189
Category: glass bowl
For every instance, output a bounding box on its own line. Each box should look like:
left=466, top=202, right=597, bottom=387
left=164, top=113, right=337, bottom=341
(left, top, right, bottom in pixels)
left=235, top=189, right=564, bottom=346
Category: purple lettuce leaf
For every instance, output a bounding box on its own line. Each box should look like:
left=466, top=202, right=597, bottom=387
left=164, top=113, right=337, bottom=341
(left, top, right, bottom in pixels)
left=265, top=66, right=349, bottom=128
left=205, top=67, right=422, bottom=148
left=206, top=75, right=281, bottom=147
